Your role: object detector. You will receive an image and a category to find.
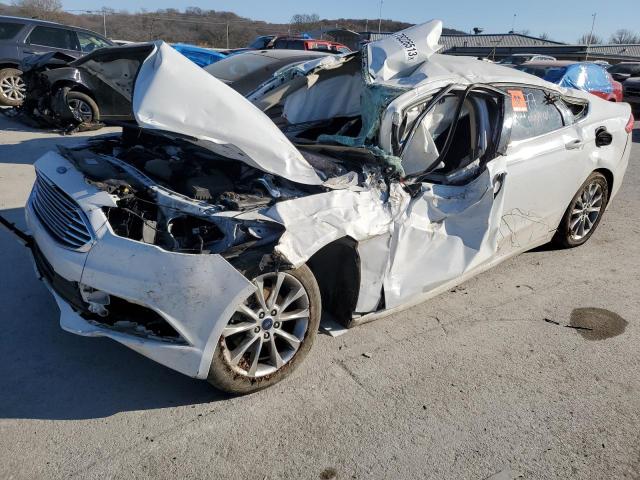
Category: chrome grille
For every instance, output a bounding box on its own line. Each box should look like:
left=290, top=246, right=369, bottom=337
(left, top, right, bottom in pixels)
left=30, top=172, right=93, bottom=250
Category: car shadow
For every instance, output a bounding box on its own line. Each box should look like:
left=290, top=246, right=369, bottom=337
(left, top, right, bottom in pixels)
left=0, top=207, right=229, bottom=420
left=633, top=122, right=640, bottom=143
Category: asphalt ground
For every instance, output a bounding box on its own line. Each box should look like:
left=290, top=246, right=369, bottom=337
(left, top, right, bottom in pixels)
left=1, top=113, right=639, bottom=480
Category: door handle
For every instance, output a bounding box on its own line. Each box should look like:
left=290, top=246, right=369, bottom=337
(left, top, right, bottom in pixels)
left=565, top=139, right=584, bottom=150
left=493, top=172, right=506, bottom=198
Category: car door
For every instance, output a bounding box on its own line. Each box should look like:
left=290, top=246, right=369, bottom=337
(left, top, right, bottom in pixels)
left=496, top=86, right=586, bottom=254
left=22, top=25, right=82, bottom=59
left=383, top=85, right=510, bottom=307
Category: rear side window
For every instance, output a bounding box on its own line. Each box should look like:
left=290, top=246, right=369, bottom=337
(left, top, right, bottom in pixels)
left=0, top=22, right=24, bottom=40
left=27, top=26, right=79, bottom=50
left=505, top=87, right=566, bottom=142
left=77, top=32, right=110, bottom=53
left=288, top=40, right=305, bottom=50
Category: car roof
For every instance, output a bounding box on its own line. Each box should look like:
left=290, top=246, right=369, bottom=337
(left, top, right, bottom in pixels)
left=0, top=14, right=108, bottom=37
left=241, top=49, right=331, bottom=59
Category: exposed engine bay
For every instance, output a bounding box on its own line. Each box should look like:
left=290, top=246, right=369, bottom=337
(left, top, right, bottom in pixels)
left=57, top=127, right=370, bottom=258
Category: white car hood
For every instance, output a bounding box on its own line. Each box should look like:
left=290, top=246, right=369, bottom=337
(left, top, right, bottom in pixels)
left=132, top=42, right=323, bottom=185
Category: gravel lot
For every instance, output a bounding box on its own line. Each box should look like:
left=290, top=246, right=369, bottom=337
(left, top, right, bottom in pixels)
left=1, top=113, right=639, bottom=480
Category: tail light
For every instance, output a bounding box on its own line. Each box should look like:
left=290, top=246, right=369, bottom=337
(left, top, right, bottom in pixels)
left=626, top=113, right=635, bottom=134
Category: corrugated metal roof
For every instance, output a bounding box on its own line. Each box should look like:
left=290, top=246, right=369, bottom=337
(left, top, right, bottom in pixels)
left=357, top=30, right=640, bottom=61
left=585, top=44, right=640, bottom=57
left=440, top=33, right=564, bottom=50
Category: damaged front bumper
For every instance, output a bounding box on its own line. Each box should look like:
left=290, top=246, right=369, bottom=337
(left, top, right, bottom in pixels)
left=25, top=152, right=256, bottom=378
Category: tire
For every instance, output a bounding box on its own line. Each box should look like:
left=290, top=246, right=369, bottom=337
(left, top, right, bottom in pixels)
left=65, top=91, right=100, bottom=123
left=553, top=172, right=609, bottom=248
left=0, top=68, right=25, bottom=107
left=207, top=264, right=321, bottom=394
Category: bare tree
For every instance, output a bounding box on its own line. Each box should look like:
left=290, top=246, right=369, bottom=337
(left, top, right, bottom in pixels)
left=11, top=0, right=62, bottom=20
left=539, top=32, right=551, bottom=41
left=290, top=13, right=320, bottom=34
left=610, top=29, right=640, bottom=44
left=578, top=33, right=603, bottom=44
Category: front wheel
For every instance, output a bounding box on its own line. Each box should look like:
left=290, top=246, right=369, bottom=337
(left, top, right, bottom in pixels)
left=207, top=264, right=321, bottom=394
left=66, top=91, right=100, bottom=123
left=0, top=68, right=25, bottom=106
left=553, top=172, right=609, bottom=248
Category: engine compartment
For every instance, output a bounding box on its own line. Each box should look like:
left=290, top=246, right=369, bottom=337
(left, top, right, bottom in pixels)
left=57, top=128, right=334, bottom=256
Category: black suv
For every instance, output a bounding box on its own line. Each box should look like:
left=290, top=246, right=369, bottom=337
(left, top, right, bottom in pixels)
left=0, top=15, right=112, bottom=106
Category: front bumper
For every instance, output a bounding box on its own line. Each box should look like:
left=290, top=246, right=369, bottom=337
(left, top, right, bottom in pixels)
left=26, top=152, right=255, bottom=379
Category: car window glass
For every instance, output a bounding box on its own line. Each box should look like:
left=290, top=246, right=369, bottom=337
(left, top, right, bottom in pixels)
left=0, top=22, right=23, bottom=40
left=27, top=26, right=79, bottom=50
left=77, top=32, right=110, bottom=53
left=505, top=87, right=565, bottom=142
left=273, top=39, right=287, bottom=49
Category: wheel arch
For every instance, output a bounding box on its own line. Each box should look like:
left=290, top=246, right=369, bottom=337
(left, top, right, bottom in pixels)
left=51, top=80, right=96, bottom=99
left=593, top=167, right=614, bottom=202
left=306, top=236, right=361, bottom=327
left=0, top=62, right=21, bottom=71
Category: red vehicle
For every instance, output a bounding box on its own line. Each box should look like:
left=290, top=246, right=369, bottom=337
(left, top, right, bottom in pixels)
left=249, top=35, right=350, bottom=53
left=515, top=61, right=623, bottom=102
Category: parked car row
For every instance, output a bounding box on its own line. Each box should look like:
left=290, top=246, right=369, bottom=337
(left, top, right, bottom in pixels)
left=248, top=34, right=350, bottom=53
left=514, top=61, right=624, bottom=102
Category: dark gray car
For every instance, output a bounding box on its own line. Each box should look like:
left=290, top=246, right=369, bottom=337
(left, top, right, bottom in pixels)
left=205, top=49, right=332, bottom=96
left=0, top=15, right=112, bottom=106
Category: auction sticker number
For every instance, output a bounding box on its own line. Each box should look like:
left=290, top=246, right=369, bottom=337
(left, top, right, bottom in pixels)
left=507, top=89, right=528, bottom=112
left=394, top=33, right=418, bottom=60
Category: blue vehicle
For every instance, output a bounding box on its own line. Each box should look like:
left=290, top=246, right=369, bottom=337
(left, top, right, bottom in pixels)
left=171, top=43, right=227, bottom=68
left=515, top=61, right=622, bottom=102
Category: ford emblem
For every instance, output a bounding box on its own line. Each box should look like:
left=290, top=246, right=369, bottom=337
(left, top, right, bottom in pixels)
left=56, top=166, right=67, bottom=174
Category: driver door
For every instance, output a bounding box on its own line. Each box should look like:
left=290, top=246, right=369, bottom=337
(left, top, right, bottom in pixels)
left=383, top=86, right=509, bottom=308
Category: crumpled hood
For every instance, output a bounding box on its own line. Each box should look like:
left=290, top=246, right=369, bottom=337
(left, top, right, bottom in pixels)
left=365, top=20, right=442, bottom=82
left=132, top=42, right=323, bottom=185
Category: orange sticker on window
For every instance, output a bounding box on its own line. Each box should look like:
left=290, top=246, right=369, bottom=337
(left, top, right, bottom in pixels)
left=507, top=89, right=528, bottom=112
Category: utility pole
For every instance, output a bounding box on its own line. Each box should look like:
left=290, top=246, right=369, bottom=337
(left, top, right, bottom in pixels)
left=102, top=8, right=107, bottom=37
left=378, top=0, right=383, bottom=34
left=226, top=22, right=229, bottom=49
left=511, top=13, right=517, bottom=33
left=585, top=13, right=597, bottom=60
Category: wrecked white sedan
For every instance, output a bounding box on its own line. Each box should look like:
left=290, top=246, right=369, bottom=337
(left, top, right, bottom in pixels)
left=25, top=21, right=634, bottom=393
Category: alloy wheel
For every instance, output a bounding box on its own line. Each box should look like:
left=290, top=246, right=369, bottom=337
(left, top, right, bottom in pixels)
left=221, top=271, right=311, bottom=378
left=569, top=181, right=603, bottom=241
left=0, top=74, right=25, bottom=102
left=67, top=98, right=94, bottom=122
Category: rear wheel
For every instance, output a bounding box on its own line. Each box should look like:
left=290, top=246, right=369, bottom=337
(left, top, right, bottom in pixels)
left=0, top=68, right=25, bottom=106
left=553, top=172, right=609, bottom=248
left=207, top=264, right=321, bottom=394
left=66, top=91, right=100, bottom=123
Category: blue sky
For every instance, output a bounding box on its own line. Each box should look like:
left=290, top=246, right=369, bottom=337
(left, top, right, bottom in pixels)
left=58, top=0, right=639, bottom=43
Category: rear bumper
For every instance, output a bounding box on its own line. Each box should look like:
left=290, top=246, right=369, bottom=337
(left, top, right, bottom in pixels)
left=26, top=152, right=256, bottom=379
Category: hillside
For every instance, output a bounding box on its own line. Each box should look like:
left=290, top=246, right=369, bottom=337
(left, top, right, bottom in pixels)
left=0, top=4, right=466, bottom=48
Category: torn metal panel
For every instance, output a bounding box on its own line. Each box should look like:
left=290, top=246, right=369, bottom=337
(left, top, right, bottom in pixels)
left=265, top=186, right=397, bottom=268
left=133, top=42, right=324, bottom=186
left=384, top=158, right=507, bottom=308
left=354, top=234, right=390, bottom=312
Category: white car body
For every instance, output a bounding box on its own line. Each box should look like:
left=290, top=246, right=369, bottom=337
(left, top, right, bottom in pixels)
left=25, top=21, right=633, bottom=382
